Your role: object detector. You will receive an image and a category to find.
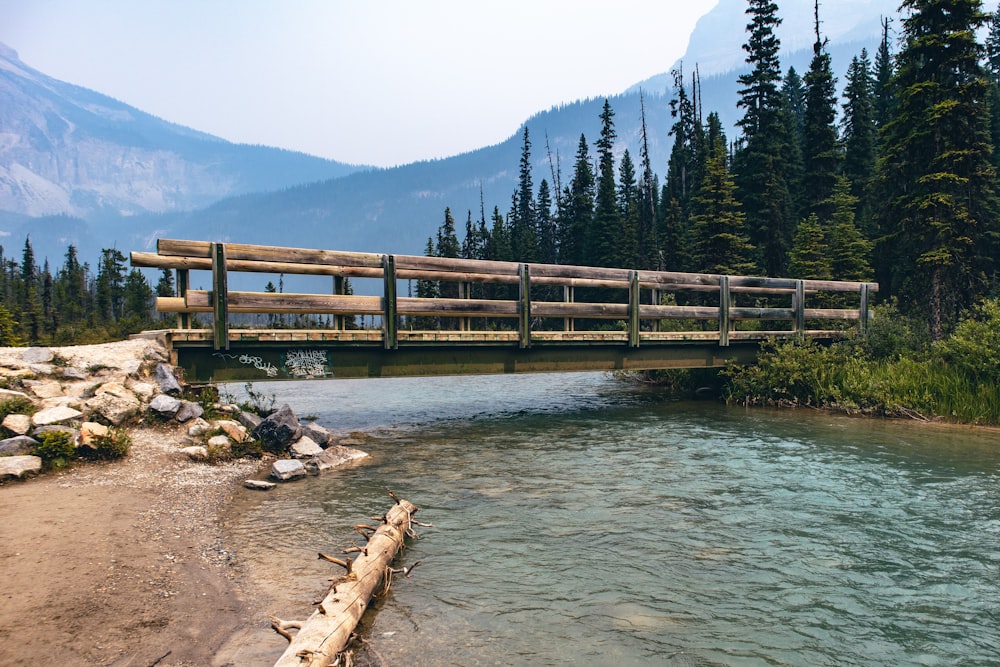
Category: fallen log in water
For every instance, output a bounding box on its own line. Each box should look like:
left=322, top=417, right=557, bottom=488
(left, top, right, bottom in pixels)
left=272, top=492, right=420, bottom=667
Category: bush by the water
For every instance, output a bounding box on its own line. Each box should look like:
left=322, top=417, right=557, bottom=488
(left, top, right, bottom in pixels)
left=723, top=299, right=1000, bottom=424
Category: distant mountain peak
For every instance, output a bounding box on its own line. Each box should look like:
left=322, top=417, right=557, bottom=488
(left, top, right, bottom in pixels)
left=0, top=43, right=19, bottom=61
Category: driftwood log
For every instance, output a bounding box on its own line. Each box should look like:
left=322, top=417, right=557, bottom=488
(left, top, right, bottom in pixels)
left=272, top=493, right=419, bottom=667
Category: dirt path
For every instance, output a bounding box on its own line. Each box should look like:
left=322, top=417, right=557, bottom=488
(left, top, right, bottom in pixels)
left=0, top=424, right=269, bottom=666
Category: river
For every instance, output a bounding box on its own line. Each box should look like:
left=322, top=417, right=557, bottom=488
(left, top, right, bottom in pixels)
left=222, top=373, right=1000, bottom=666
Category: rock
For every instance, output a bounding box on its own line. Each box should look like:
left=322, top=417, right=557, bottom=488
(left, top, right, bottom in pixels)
left=244, top=479, right=277, bottom=491
left=2, top=413, right=31, bottom=435
left=31, top=425, right=80, bottom=445
left=61, top=367, right=88, bottom=380
left=40, top=396, right=79, bottom=410
left=84, top=391, right=140, bottom=426
left=128, top=381, right=157, bottom=401
left=302, top=421, right=332, bottom=447
left=237, top=410, right=263, bottom=431
left=155, top=363, right=183, bottom=396
left=149, top=394, right=182, bottom=415
left=79, top=422, right=110, bottom=446
left=271, top=458, right=307, bottom=481
left=304, top=445, right=370, bottom=475
left=215, top=419, right=250, bottom=443
left=27, top=381, right=63, bottom=399
left=28, top=364, right=54, bottom=375
left=0, top=388, right=32, bottom=402
left=0, top=455, right=42, bottom=480
left=32, top=405, right=83, bottom=426
left=187, top=418, right=212, bottom=437
left=290, top=436, right=324, bottom=458
left=252, top=404, right=301, bottom=451
left=180, top=445, right=209, bottom=461
left=0, top=435, right=38, bottom=456
left=21, top=347, right=53, bottom=364
left=175, top=400, right=204, bottom=423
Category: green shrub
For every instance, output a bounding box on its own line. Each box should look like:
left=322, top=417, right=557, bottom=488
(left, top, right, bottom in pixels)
left=0, top=396, right=36, bottom=422
left=933, top=298, right=1000, bottom=381
left=33, top=431, right=76, bottom=469
left=86, top=428, right=131, bottom=460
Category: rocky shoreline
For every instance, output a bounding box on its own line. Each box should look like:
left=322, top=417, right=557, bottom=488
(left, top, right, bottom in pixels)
left=0, top=339, right=369, bottom=666
left=0, top=339, right=368, bottom=485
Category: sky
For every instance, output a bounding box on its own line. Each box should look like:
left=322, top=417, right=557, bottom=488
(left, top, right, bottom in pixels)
left=0, top=0, right=718, bottom=167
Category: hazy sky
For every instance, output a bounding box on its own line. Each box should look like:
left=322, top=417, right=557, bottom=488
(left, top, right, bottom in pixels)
left=1, top=1, right=718, bottom=167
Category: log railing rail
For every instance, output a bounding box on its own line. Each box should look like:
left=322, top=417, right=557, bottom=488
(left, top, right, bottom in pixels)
left=131, top=238, right=877, bottom=356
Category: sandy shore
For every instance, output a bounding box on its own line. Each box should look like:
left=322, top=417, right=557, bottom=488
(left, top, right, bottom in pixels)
left=0, top=422, right=274, bottom=666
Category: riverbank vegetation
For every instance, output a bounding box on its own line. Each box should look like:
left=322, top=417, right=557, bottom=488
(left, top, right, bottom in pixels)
left=724, top=299, right=1000, bottom=424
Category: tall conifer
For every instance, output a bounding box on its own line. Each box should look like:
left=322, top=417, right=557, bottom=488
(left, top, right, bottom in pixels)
left=876, top=0, right=999, bottom=339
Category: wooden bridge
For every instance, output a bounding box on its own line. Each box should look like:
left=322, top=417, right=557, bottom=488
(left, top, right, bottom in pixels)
left=130, top=239, right=877, bottom=382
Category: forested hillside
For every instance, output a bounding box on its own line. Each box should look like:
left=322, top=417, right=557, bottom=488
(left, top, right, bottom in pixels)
left=420, top=0, right=1000, bottom=339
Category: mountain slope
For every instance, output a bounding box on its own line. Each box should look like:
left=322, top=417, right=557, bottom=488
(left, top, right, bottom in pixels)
left=0, top=43, right=363, bottom=219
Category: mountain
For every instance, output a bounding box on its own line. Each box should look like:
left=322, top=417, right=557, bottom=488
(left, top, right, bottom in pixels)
left=0, top=42, right=363, bottom=221
left=1, top=0, right=899, bottom=269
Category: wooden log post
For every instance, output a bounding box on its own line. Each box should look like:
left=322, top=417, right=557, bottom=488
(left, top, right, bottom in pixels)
left=273, top=496, right=419, bottom=667
left=628, top=270, right=640, bottom=348
left=382, top=255, right=398, bottom=350
left=519, top=264, right=531, bottom=349
left=176, top=268, right=190, bottom=329
left=719, top=275, right=730, bottom=347
left=211, top=242, right=229, bottom=351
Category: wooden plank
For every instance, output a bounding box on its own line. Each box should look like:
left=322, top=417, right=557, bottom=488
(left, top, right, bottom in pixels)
left=397, top=297, right=519, bottom=318
left=532, top=302, right=629, bottom=319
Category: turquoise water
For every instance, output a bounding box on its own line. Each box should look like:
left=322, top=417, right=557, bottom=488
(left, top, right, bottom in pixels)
left=224, top=374, right=1000, bottom=666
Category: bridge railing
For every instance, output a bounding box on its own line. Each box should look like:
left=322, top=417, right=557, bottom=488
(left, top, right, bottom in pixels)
left=130, top=239, right=877, bottom=351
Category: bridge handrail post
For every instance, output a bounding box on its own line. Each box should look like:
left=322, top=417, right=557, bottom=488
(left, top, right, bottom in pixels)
left=211, top=242, right=229, bottom=351
left=628, top=270, right=640, bottom=348
left=794, top=280, right=805, bottom=340
left=382, top=255, right=398, bottom=350
left=563, top=285, right=574, bottom=332
left=859, top=282, right=870, bottom=335
left=719, top=275, right=730, bottom=347
left=176, top=268, right=190, bottom=329
left=333, top=275, right=346, bottom=330
left=519, top=264, right=531, bottom=349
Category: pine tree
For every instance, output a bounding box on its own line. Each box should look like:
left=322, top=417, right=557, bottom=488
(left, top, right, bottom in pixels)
left=841, top=49, right=878, bottom=234
left=637, top=92, right=660, bottom=270
left=801, top=1, right=842, bottom=223
left=94, top=248, right=128, bottom=322
left=414, top=237, right=440, bottom=330
left=690, top=113, right=757, bottom=276
left=873, top=16, right=895, bottom=132
left=591, top=99, right=621, bottom=267
left=734, top=0, right=792, bottom=276
left=788, top=214, right=832, bottom=280
left=616, top=149, right=640, bottom=268
left=782, top=67, right=807, bottom=222
left=827, top=176, right=874, bottom=282
left=876, top=0, right=999, bottom=339
left=984, top=3, right=1000, bottom=172
left=536, top=179, right=558, bottom=265
left=559, top=134, right=595, bottom=266
left=665, top=67, right=703, bottom=215
left=512, top=127, right=537, bottom=262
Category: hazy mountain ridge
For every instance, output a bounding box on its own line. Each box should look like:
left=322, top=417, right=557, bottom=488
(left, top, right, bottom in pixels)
left=0, top=43, right=363, bottom=221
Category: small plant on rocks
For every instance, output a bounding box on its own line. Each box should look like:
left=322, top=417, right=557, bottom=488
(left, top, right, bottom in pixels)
left=33, top=431, right=76, bottom=469
left=85, top=428, right=131, bottom=460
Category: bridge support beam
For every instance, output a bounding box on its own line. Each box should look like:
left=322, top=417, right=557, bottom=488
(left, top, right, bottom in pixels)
left=169, top=340, right=762, bottom=383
